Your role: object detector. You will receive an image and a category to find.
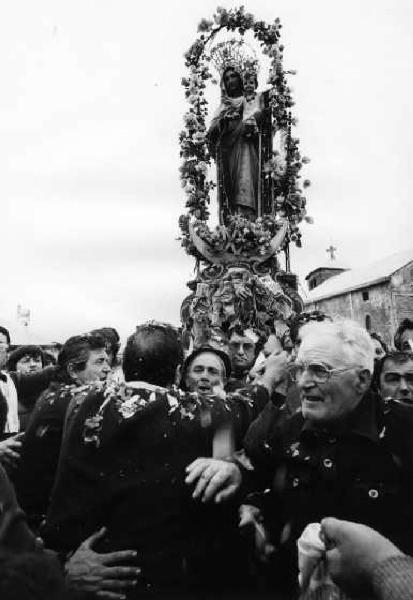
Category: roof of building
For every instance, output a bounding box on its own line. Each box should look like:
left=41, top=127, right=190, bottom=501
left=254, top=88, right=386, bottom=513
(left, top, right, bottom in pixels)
left=305, top=265, right=348, bottom=280
left=304, top=247, right=413, bottom=304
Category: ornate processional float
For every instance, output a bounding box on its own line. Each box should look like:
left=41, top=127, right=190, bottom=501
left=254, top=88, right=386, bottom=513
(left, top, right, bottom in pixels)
left=178, top=6, right=312, bottom=352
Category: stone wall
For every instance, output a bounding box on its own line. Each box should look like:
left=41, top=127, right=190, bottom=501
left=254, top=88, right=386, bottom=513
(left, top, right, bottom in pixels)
left=306, top=283, right=394, bottom=346
left=304, top=261, right=413, bottom=348
left=390, top=263, right=413, bottom=329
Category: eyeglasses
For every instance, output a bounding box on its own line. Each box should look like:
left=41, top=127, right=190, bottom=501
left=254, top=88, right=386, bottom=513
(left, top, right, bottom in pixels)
left=288, top=362, right=354, bottom=384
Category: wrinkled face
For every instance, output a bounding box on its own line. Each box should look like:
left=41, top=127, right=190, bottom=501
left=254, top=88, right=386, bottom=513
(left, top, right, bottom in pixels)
left=399, top=329, right=413, bottom=353
left=16, top=354, right=43, bottom=374
left=0, top=333, right=9, bottom=369
left=75, top=348, right=111, bottom=385
left=223, top=69, right=242, bottom=97
left=185, top=352, right=225, bottom=397
left=297, top=335, right=364, bottom=424
left=229, top=333, right=256, bottom=372
left=380, top=358, right=413, bottom=405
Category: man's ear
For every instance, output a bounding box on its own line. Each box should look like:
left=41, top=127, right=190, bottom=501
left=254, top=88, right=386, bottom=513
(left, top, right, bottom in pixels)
left=355, top=369, right=371, bottom=394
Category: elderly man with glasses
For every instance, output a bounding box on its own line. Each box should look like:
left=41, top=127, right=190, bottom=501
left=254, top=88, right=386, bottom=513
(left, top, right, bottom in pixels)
left=186, top=319, right=413, bottom=594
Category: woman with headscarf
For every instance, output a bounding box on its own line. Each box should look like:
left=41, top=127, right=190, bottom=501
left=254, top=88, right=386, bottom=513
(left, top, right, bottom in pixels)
left=208, top=66, right=263, bottom=219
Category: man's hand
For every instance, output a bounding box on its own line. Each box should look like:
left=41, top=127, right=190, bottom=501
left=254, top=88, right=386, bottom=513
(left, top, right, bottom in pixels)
left=65, top=527, right=140, bottom=600
left=321, top=517, right=402, bottom=595
left=185, top=458, right=242, bottom=503
left=0, top=435, right=23, bottom=468
left=254, top=351, right=290, bottom=395
left=239, top=504, right=275, bottom=562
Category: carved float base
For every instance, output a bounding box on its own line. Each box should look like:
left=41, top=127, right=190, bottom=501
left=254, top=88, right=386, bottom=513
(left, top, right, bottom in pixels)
left=180, top=259, right=303, bottom=353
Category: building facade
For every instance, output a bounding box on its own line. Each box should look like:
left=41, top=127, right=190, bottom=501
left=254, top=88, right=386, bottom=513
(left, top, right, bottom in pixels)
left=304, top=251, right=413, bottom=347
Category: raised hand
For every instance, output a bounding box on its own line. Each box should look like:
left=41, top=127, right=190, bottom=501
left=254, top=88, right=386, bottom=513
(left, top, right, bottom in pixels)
left=254, top=350, right=290, bottom=394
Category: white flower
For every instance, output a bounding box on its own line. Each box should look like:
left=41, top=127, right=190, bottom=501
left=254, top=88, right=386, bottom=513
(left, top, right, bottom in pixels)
left=193, top=131, right=206, bottom=144
left=167, top=394, right=179, bottom=413
left=119, top=397, right=141, bottom=419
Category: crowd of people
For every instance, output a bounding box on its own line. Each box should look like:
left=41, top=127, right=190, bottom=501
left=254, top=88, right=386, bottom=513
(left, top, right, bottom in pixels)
left=0, top=316, right=413, bottom=599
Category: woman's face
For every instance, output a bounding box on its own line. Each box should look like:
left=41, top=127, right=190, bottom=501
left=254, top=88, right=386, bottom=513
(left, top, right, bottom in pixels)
left=223, top=69, right=242, bottom=97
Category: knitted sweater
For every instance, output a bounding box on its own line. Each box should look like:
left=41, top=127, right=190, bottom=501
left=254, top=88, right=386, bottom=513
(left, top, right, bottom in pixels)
left=372, top=555, right=413, bottom=600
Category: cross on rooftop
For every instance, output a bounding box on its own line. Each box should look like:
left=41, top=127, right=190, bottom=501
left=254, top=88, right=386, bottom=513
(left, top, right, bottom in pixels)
left=326, top=245, right=337, bottom=260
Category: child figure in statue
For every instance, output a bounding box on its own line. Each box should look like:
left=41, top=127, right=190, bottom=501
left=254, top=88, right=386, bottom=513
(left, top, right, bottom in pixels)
left=208, top=66, right=263, bottom=220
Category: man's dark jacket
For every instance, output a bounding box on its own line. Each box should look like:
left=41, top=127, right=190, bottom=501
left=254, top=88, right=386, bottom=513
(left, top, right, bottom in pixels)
left=241, top=391, right=413, bottom=590
left=43, top=383, right=268, bottom=598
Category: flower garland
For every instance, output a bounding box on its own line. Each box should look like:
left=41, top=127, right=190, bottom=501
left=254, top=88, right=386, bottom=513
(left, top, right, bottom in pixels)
left=178, top=5, right=311, bottom=256
left=82, top=381, right=232, bottom=448
left=193, top=214, right=285, bottom=256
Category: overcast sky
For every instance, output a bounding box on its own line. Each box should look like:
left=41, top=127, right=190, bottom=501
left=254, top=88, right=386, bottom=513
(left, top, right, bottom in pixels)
left=1, top=0, right=412, bottom=343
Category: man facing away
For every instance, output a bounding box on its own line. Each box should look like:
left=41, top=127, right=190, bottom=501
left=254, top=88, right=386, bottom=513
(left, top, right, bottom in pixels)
left=44, top=321, right=283, bottom=598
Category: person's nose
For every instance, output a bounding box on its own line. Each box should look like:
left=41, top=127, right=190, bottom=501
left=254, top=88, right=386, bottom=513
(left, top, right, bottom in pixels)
left=297, top=369, right=316, bottom=390
left=399, top=377, right=409, bottom=393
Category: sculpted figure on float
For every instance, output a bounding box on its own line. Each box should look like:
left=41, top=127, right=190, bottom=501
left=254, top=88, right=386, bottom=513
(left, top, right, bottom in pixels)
left=178, top=8, right=311, bottom=350
left=207, top=42, right=265, bottom=221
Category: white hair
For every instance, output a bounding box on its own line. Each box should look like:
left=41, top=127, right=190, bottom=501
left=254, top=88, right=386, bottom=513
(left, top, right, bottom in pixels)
left=299, top=319, right=375, bottom=373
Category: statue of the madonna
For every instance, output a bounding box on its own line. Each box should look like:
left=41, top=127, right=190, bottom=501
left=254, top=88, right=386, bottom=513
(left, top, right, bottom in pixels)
left=208, top=45, right=268, bottom=221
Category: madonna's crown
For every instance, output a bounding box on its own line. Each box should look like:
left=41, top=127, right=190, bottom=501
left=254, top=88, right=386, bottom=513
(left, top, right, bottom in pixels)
left=209, top=39, right=259, bottom=78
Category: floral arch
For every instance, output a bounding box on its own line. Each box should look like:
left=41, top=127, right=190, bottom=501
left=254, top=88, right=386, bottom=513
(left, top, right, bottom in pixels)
left=178, top=6, right=311, bottom=270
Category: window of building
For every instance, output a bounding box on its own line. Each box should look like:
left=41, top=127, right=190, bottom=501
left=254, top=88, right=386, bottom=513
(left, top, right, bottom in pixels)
left=362, top=290, right=369, bottom=301
left=365, top=315, right=371, bottom=331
